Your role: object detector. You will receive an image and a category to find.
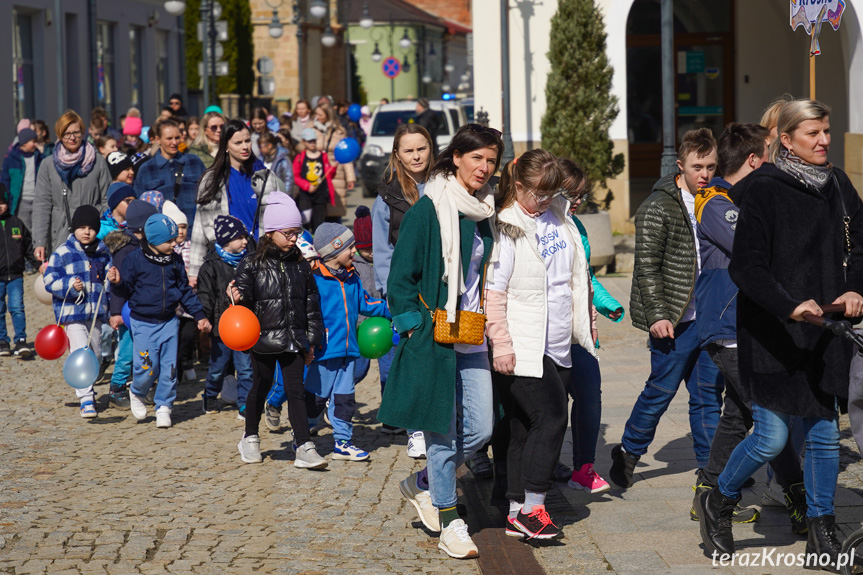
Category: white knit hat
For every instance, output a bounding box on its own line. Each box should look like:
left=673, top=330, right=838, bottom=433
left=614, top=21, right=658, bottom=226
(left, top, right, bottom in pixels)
left=162, top=200, right=187, bottom=226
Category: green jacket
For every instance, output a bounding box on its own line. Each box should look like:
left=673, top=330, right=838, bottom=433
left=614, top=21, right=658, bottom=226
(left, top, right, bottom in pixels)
left=187, top=142, right=215, bottom=169
left=378, top=196, right=494, bottom=435
left=629, top=173, right=697, bottom=332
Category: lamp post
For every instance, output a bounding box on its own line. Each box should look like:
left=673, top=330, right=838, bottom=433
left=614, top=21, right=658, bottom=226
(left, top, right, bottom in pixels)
left=164, top=1, right=188, bottom=106
left=292, top=0, right=306, bottom=99
left=267, top=0, right=285, bottom=39
left=500, top=0, right=514, bottom=165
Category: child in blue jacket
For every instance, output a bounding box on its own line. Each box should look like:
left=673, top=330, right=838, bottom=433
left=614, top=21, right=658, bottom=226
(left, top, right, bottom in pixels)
left=307, top=223, right=390, bottom=461
left=114, top=213, right=211, bottom=428
left=44, top=206, right=120, bottom=418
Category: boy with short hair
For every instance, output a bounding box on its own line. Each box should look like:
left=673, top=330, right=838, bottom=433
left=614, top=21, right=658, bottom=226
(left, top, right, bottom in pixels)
left=198, top=215, right=254, bottom=418
left=114, top=213, right=211, bottom=428
left=610, top=128, right=724, bottom=489
left=44, top=205, right=120, bottom=417
left=305, top=223, right=390, bottom=460
left=0, top=183, right=40, bottom=358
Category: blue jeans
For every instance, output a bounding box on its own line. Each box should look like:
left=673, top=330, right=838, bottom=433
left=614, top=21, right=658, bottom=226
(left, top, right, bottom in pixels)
left=110, top=324, right=134, bottom=387
left=622, top=320, right=724, bottom=467
left=305, top=357, right=357, bottom=442
left=0, top=277, right=26, bottom=343
left=426, top=351, right=494, bottom=509
left=354, top=346, right=395, bottom=395
left=205, top=336, right=253, bottom=408
left=718, top=403, right=839, bottom=517
left=566, top=344, right=602, bottom=469
left=100, top=323, right=114, bottom=358
left=130, top=317, right=179, bottom=410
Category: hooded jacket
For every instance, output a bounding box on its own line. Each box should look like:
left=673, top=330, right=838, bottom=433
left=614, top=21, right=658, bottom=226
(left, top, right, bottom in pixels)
left=629, top=173, right=698, bottom=332
left=104, top=230, right=139, bottom=317
left=729, top=163, right=863, bottom=417
left=197, top=250, right=239, bottom=338
left=693, top=177, right=739, bottom=347
left=0, top=212, right=39, bottom=280
left=0, top=144, right=43, bottom=214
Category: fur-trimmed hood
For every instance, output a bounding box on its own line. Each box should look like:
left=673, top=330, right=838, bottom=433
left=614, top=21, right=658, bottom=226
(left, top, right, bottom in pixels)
left=103, top=229, right=135, bottom=255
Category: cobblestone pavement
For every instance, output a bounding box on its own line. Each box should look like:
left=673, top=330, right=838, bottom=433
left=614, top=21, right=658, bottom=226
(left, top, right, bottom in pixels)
left=3, top=272, right=863, bottom=574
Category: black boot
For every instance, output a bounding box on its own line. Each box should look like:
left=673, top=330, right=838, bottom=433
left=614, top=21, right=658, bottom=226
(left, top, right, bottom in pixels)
left=784, top=483, right=808, bottom=535
left=609, top=444, right=640, bottom=488
left=805, top=515, right=842, bottom=572
left=696, top=487, right=738, bottom=556
left=108, top=384, right=130, bottom=408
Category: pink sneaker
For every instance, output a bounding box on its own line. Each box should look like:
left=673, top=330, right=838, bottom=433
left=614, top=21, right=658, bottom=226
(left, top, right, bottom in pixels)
left=568, top=463, right=611, bottom=494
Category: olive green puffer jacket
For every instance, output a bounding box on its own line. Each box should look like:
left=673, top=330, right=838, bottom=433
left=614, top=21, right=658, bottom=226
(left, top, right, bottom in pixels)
left=629, top=173, right=698, bottom=332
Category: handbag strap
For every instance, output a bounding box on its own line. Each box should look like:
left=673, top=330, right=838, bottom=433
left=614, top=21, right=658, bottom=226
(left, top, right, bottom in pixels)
left=417, top=293, right=434, bottom=320
left=833, top=173, right=851, bottom=280
left=417, top=256, right=492, bottom=318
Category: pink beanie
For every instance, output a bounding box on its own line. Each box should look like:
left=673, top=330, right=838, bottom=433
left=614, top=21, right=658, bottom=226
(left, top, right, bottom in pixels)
left=123, top=117, right=143, bottom=136
left=17, top=119, right=31, bottom=133
left=263, top=191, right=302, bottom=232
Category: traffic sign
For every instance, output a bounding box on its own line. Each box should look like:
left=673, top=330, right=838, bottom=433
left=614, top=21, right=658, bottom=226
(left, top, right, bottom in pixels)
left=382, top=57, right=401, bottom=79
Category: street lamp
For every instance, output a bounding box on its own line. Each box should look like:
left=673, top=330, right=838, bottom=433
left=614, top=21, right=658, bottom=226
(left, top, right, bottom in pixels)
left=309, top=0, right=327, bottom=18
left=359, top=2, right=373, bottom=29
left=422, top=73, right=431, bottom=84
left=321, top=24, right=336, bottom=47
left=371, top=43, right=382, bottom=62
left=164, top=1, right=186, bottom=16
left=402, top=53, right=411, bottom=73
left=399, top=28, right=412, bottom=50
left=267, top=0, right=285, bottom=39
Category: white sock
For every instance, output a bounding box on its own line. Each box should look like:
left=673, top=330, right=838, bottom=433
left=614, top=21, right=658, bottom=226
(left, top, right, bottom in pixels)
left=509, top=500, right=523, bottom=519
left=522, top=490, right=546, bottom=514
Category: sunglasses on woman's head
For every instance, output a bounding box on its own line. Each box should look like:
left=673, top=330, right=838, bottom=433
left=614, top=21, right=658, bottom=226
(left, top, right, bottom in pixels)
left=464, top=124, right=502, bottom=139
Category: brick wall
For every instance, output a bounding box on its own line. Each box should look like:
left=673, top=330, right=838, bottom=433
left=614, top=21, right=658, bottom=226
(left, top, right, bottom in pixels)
left=403, top=0, right=471, bottom=28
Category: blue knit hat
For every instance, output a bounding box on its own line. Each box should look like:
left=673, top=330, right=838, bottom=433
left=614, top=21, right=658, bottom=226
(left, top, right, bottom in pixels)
left=144, top=214, right=179, bottom=246
left=107, top=183, right=137, bottom=212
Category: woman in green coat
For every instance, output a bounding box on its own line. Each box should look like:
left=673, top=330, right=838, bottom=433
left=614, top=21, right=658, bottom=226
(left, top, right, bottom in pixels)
left=379, top=124, right=503, bottom=559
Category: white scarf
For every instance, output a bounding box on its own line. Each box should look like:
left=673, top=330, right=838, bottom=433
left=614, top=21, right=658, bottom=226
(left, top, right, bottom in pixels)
left=424, top=174, right=497, bottom=322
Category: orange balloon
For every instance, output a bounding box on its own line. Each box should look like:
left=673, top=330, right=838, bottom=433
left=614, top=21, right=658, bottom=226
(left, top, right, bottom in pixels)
left=219, top=305, right=261, bottom=351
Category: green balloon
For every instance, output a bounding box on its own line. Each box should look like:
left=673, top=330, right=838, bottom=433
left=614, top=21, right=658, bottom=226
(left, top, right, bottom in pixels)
left=358, top=317, right=394, bottom=359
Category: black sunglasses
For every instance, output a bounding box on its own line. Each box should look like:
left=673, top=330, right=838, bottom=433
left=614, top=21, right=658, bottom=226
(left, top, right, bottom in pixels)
left=464, top=123, right=502, bottom=139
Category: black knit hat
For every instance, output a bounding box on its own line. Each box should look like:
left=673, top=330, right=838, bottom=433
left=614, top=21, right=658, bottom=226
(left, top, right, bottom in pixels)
left=214, top=215, right=248, bottom=247
left=71, top=205, right=101, bottom=234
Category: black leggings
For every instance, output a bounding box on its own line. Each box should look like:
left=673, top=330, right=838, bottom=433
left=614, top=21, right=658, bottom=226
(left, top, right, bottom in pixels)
left=246, top=351, right=309, bottom=442
left=495, top=355, right=569, bottom=500
left=176, top=317, right=198, bottom=371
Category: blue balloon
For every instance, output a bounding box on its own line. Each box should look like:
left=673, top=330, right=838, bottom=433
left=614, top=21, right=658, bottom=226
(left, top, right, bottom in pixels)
left=348, top=103, right=362, bottom=123
left=334, top=137, right=361, bottom=164
left=122, top=302, right=132, bottom=329
left=63, top=347, right=100, bottom=389
left=140, top=127, right=150, bottom=144
left=392, top=331, right=400, bottom=346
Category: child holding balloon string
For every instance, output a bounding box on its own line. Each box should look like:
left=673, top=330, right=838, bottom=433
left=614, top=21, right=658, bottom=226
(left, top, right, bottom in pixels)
left=113, top=213, right=211, bottom=428
left=43, top=205, right=121, bottom=418
left=198, top=215, right=254, bottom=418
left=305, top=222, right=391, bottom=462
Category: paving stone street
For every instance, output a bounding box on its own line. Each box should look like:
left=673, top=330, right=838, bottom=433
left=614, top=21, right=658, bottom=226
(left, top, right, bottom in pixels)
left=2, top=272, right=863, bottom=574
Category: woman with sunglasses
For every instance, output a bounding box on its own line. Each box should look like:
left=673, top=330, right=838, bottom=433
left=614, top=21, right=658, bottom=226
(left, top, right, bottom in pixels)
left=378, top=123, right=502, bottom=559
left=188, top=119, right=283, bottom=287
left=484, top=149, right=593, bottom=540
left=188, top=111, right=227, bottom=169
left=32, top=110, right=112, bottom=261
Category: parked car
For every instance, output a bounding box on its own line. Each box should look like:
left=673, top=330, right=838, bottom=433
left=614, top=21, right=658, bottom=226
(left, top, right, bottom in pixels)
left=358, top=100, right=466, bottom=197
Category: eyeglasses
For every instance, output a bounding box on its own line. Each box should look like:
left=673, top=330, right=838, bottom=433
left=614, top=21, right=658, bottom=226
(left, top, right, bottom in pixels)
left=278, top=229, right=300, bottom=240
left=561, top=187, right=588, bottom=204
left=62, top=130, right=83, bottom=141
left=526, top=188, right=565, bottom=204
left=207, top=124, right=224, bottom=133
left=464, top=123, right=502, bottom=139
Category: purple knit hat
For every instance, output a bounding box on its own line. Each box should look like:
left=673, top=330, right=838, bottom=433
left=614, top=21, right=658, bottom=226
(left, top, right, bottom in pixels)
left=262, top=191, right=302, bottom=232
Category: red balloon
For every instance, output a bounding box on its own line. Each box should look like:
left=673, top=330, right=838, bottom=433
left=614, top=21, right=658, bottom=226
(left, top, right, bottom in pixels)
left=35, top=324, right=69, bottom=360
left=219, top=305, right=261, bottom=351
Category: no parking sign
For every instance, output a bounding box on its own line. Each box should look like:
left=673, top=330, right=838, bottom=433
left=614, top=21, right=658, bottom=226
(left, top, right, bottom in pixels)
left=382, top=57, right=401, bottom=79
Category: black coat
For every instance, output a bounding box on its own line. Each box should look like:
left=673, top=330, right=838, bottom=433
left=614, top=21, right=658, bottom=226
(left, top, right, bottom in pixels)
left=232, top=247, right=323, bottom=355
left=197, top=251, right=237, bottom=339
left=415, top=109, right=440, bottom=155
left=728, top=164, right=863, bottom=418
left=0, top=213, right=38, bottom=280
left=376, top=177, right=412, bottom=247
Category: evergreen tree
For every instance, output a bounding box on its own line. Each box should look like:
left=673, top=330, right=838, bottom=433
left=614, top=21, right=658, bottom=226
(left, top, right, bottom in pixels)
left=541, top=0, right=624, bottom=200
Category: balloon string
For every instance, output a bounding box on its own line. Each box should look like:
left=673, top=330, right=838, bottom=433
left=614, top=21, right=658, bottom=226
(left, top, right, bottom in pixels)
left=229, top=286, right=235, bottom=307
left=56, top=283, right=77, bottom=327
left=86, top=275, right=111, bottom=351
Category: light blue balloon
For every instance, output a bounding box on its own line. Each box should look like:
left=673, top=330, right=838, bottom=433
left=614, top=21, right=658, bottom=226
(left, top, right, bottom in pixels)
left=63, top=348, right=100, bottom=389
left=140, top=127, right=150, bottom=144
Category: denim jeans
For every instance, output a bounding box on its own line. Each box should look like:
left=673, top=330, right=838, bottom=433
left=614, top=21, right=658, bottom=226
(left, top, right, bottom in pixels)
left=130, top=317, right=179, bottom=410
left=0, top=277, right=26, bottom=343
left=100, top=323, right=115, bottom=359
left=718, top=403, right=839, bottom=518
left=354, top=346, right=395, bottom=395
left=621, top=320, right=723, bottom=467
left=205, top=336, right=253, bottom=408
left=566, top=344, right=602, bottom=469
left=425, top=351, right=494, bottom=509
left=701, top=345, right=802, bottom=488
left=110, top=324, right=134, bottom=387
left=305, top=357, right=358, bottom=442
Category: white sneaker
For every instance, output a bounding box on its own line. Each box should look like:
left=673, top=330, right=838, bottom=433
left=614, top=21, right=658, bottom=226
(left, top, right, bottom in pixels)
left=184, top=368, right=197, bottom=382
left=238, top=434, right=263, bottom=463
left=155, top=406, right=172, bottom=428
left=294, top=441, right=328, bottom=469
left=129, top=389, right=148, bottom=421
left=438, top=519, right=479, bottom=559
left=399, top=471, right=440, bottom=532
left=407, top=431, right=426, bottom=459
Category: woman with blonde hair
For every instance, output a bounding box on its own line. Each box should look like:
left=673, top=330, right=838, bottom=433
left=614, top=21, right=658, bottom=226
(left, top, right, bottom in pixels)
left=760, top=94, right=794, bottom=146
left=188, top=110, right=227, bottom=169
left=697, top=99, right=863, bottom=569
left=31, top=110, right=111, bottom=260
left=312, top=103, right=356, bottom=221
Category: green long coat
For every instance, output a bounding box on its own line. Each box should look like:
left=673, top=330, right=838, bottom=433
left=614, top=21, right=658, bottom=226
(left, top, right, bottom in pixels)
left=378, top=196, right=494, bottom=435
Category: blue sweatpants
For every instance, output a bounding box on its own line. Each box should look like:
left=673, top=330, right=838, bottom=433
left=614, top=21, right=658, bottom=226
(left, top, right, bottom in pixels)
left=304, top=357, right=357, bottom=442
left=111, top=324, right=134, bottom=387
left=353, top=346, right=395, bottom=395
left=130, top=317, right=179, bottom=410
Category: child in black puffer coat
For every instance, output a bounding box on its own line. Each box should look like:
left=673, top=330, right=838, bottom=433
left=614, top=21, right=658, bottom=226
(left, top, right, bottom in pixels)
left=229, top=191, right=325, bottom=469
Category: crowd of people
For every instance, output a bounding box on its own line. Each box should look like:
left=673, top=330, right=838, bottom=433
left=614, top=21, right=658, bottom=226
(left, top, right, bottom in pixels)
left=0, top=92, right=861, bottom=569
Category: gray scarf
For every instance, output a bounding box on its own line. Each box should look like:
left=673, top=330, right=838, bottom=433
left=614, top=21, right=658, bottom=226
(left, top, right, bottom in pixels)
left=775, top=148, right=833, bottom=191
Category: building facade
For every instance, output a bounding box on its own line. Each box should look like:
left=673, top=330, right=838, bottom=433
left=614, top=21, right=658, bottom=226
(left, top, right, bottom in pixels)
left=473, top=0, right=863, bottom=233
left=5, top=0, right=185, bottom=141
